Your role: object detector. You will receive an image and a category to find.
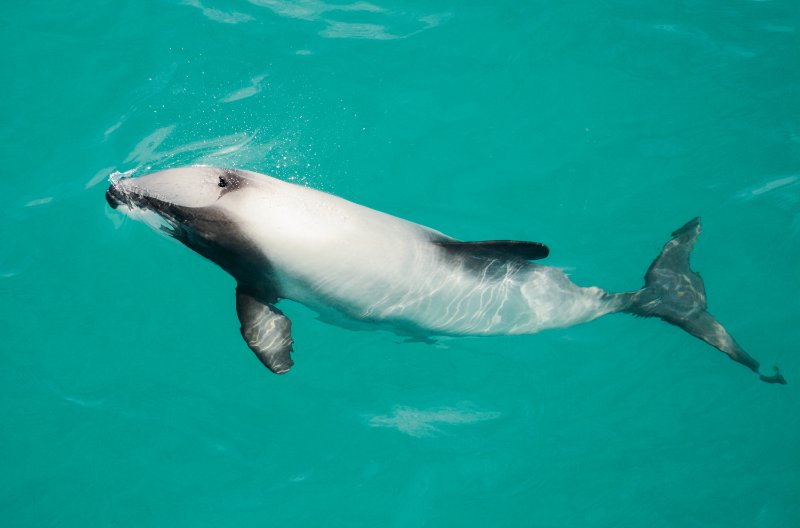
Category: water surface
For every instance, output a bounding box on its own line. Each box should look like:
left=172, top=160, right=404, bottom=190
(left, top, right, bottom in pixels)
left=1, top=1, right=798, bottom=526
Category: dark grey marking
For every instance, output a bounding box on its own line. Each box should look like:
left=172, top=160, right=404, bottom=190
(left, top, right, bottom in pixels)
left=107, top=175, right=293, bottom=371
left=623, top=218, right=763, bottom=374
left=236, top=286, right=294, bottom=374
left=432, top=238, right=534, bottom=281
left=106, top=177, right=278, bottom=304
left=760, top=366, right=787, bottom=385
left=435, top=240, right=549, bottom=261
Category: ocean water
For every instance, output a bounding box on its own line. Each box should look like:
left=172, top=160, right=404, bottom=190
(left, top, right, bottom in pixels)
left=2, top=1, right=799, bottom=526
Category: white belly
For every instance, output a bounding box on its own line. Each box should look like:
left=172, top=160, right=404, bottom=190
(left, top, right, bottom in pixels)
left=228, top=177, right=610, bottom=336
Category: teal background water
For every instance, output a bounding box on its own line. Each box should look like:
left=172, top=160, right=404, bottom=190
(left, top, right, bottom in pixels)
left=2, top=1, right=799, bottom=526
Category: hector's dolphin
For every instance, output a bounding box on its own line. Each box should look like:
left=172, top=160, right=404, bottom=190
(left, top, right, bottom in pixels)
left=106, top=167, right=785, bottom=384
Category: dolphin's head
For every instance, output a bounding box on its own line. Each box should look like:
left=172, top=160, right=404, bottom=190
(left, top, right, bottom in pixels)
left=106, top=166, right=268, bottom=280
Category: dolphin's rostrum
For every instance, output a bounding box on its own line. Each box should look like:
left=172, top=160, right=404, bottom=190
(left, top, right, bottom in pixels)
left=106, top=166, right=786, bottom=384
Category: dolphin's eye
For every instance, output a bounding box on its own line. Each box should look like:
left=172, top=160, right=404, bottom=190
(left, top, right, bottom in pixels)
left=218, top=176, right=228, bottom=188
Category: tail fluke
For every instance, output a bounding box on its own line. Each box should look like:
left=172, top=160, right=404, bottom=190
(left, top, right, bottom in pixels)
left=625, top=218, right=786, bottom=384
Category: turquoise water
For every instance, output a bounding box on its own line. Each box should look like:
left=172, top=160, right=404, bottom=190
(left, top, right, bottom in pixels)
left=2, top=1, right=799, bottom=525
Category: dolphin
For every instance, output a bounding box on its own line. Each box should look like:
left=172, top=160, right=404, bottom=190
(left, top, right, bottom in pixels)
left=105, top=166, right=786, bottom=384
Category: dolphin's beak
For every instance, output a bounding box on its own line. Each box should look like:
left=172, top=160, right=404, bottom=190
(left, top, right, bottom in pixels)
left=105, top=186, right=122, bottom=209
left=104, top=178, right=187, bottom=240
left=106, top=181, right=133, bottom=210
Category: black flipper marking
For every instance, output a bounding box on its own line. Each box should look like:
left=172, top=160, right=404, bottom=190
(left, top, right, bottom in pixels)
left=235, top=286, right=294, bottom=374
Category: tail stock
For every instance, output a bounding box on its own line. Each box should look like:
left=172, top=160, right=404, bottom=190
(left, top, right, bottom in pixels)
left=623, top=218, right=786, bottom=384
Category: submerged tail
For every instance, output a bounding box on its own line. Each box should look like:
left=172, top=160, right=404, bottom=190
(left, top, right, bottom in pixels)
left=623, top=218, right=786, bottom=384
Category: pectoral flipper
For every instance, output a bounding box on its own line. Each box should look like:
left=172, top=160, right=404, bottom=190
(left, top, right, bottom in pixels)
left=235, top=286, right=294, bottom=374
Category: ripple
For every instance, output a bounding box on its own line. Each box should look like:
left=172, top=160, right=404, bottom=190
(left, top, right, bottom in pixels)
left=320, top=21, right=399, bottom=40
left=124, top=125, right=177, bottom=164
left=85, top=166, right=117, bottom=189
left=368, top=405, right=501, bottom=438
left=183, top=0, right=255, bottom=24
left=247, top=0, right=447, bottom=40
left=114, top=123, right=314, bottom=185
left=750, top=175, right=799, bottom=196
left=24, top=197, right=54, bottom=207
left=220, top=74, right=267, bottom=103
left=248, top=0, right=383, bottom=21
left=733, top=174, right=800, bottom=202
